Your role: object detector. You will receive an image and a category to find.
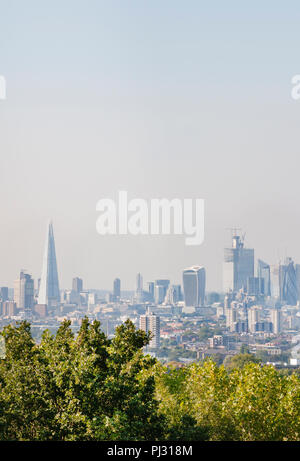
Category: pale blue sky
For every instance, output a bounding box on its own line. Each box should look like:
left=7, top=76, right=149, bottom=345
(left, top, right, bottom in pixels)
left=0, top=1, right=300, bottom=291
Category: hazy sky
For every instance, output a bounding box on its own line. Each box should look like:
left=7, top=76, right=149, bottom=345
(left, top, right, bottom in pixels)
left=1, top=1, right=300, bottom=291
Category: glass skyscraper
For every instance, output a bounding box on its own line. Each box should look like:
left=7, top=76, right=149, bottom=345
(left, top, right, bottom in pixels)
left=257, top=259, right=271, bottom=296
left=38, top=222, right=60, bottom=307
left=183, top=266, right=206, bottom=307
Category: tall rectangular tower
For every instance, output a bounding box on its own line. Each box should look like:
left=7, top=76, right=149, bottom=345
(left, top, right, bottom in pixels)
left=139, top=312, right=160, bottom=349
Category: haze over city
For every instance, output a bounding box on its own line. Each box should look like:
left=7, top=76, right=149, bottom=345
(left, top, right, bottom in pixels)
left=1, top=1, right=300, bottom=291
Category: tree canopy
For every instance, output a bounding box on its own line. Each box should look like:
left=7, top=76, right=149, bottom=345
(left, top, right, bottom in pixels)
left=0, top=319, right=299, bottom=441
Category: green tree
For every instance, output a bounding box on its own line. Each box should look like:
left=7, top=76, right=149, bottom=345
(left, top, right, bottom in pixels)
left=223, top=353, right=260, bottom=372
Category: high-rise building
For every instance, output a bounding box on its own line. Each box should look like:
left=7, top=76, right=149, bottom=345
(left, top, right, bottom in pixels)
left=223, top=233, right=254, bottom=293
left=14, top=271, right=34, bottom=309
left=155, top=285, right=166, bottom=304
left=155, top=280, right=170, bottom=300
left=270, top=308, right=281, bottom=334
left=147, top=282, right=155, bottom=302
left=247, top=277, right=261, bottom=296
left=257, top=259, right=271, bottom=296
left=2, top=301, right=17, bottom=317
left=135, top=273, right=144, bottom=303
left=113, top=278, right=121, bottom=299
left=139, top=312, right=160, bottom=349
left=248, top=306, right=260, bottom=333
left=183, top=266, right=206, bottom=307
left=225, top=306, right=238, bottom=331
left=271, top=258, right=298, bottom=305
left=38, top=222, right=60, bottom=307
left=164, top=284, right=182, bottom=305
left=136, top=273, right=143, bottom=292
left=72, top=277, right=83, bottom=293
left=280, top=258, right=298, bottom=305
left=0, top=287, right=8, bottom=302
left=270, top=265, right=280, bottom=299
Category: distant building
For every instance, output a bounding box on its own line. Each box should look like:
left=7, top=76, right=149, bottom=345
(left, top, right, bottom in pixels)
left=14, top=271, right=34, bottom=309
left=136, top=273, right=143, bottom=292
left=88, top=292, right=97, bottom=307
left=2, top=301, right=17, bottom=317
left=280, top=258, right=298, bottom=305
left=271, top=258, right=298, bottom=305
left=155, top=280, right=170, bottom=301
left=147, top=282, right=155, bottom=302
left=183, top=266, right=205, bottom=307
left=247, top=277, right=261, bottom=296
left=208, top=335, right=228, bottom=348
left=155, top=285, right=166, bottom=304
left=72, top=277, right=83, bottom=293
left=164, top=285, right=181, bottom=305
left=113, top=278, right=121, bottom=299
left=139, top=312, right=160, bottom=349
left=225, top=306, right=238, bottom=331
left=257, top=259, right=271, bottom=296
left=223, top=233, right=254, bottom=293
left=270, top=308, right=281, bottom=334
left=248, top=306, right=260, bottom=333
left=34, top=304, right=48, bottom=318
left=0, top=287, right=8, bottom=302
left=135, top=273, right=144, bottom=302
left=38, top=222, right=60, bottom=307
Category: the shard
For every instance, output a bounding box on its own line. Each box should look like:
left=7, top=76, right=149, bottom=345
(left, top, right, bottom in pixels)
left=38, top=221, right=60, bottom=306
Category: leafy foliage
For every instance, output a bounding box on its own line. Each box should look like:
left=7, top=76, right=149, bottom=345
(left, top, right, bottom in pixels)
left=0, top=320, right=299, bottom=441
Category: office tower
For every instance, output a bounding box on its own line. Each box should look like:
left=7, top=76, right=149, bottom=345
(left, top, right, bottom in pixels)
left=224, top=292, right=234, bottom=309
left=135, top=273, right=146, bottom=303
left=257, top=259, right=271, bottom=296
left=0, top=287, right=8, bottom=302
left=113, top=278, right=121, bottom=299
left=164, top=284, right=182, bottom=305
left=38, top=222, right=60, bottom=307
left=183, top=266, right=206, bottom=307
left=155, top=285, right=166, bottom=304
left=280, top=258, right=298, bottom=305
left=72, top=277, right=83, bottom=293
left=139, top=312, right=160, bottom=349
left=155, top=280, right=170, bottom=290
left=270, top=265, right=280, bottom=299
left=207, top=292, right=220, bottom=304
left=225, top=306, right=238, bottom=330
left=148, top=282, right=155, bottom=301
left=14, top=271, right=34, bottom=309
left=270, top=308, right=281, bottom=334
left=272, top=258, right=298, bottom=305
left=223, top=232, right=254, bottom=293
left=2, top=301, right=17, bottom=317
left=154, top=279, right=170, bottom=300
left=248, top=306, right=260, bottom=333
left=247, top=277, right=261, bottom=296
left=136, top=273, right=143, bottom=292
left=88, top=292, right=97, bottom=308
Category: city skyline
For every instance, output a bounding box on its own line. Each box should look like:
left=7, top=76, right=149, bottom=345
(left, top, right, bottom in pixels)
left=1, top=2, right=300, bottom=291
left=2, top=220, right=300, bottom=299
